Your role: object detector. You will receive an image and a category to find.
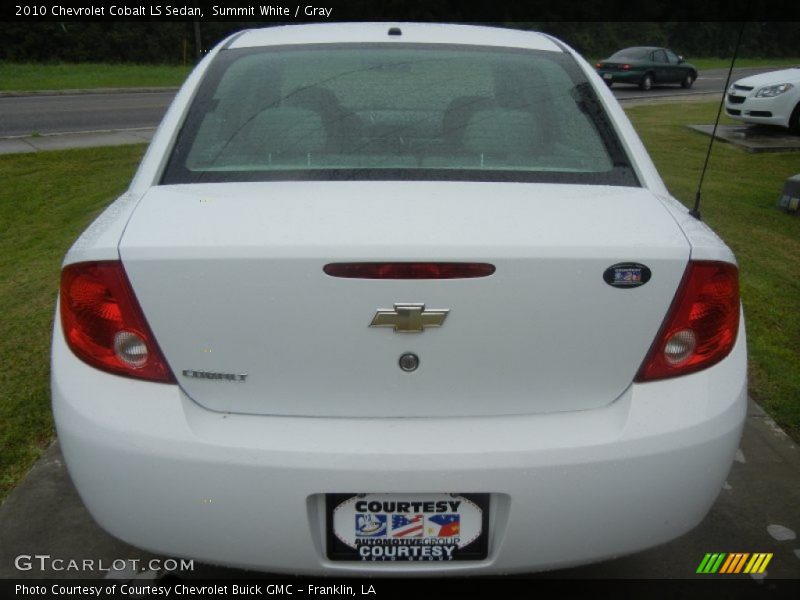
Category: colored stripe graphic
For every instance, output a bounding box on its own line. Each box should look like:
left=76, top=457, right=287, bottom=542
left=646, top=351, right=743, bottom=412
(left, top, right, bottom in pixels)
left=696, top=553, right=714, bottom=573
left=697, top=552, right=773, bottom=574
left=719, top=553, right=736, bottom=573
left=719, top=553, right=748, bottom=573
left=697, top=553, right=726, bottom=573
left=733, top=553, right=750, bottom=573
left=744, top=553, right=773, bottom=574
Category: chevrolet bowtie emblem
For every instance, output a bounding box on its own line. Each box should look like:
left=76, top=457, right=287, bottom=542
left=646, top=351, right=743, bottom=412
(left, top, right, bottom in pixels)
left=369, top=304, right=449, bottom=333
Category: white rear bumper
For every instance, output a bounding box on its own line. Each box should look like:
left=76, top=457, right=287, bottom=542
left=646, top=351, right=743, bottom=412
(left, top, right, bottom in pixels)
left=51, top=317, right=747, bottom=575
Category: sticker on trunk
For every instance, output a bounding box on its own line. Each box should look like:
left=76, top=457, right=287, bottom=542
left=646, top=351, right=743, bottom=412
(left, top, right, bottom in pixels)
left=603, top=262, right=652, bottom=288
left=326, top=493, right=489, bottom=561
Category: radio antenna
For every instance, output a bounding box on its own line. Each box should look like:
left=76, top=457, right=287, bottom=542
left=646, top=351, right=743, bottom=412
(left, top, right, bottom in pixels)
left=690, top=19, right=748, bottom=221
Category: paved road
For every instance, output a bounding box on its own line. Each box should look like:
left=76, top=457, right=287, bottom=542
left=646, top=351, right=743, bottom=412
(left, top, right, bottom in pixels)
left=609, top=66, right=769, bottom=101
left=0, top=67, right=780, bottom=138
left=0, top=90, right=176, bottom=137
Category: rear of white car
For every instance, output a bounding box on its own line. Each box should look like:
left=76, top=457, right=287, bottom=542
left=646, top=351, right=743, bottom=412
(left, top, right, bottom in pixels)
left=52, top=23, right=746, bottom=574
left=725, top=67, right=800, bottom=132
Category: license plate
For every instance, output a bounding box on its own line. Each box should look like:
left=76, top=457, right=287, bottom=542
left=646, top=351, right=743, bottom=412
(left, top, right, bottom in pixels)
left=603, top=73, right=613, bottom=80
left=326, top=493, right=489, bottom=562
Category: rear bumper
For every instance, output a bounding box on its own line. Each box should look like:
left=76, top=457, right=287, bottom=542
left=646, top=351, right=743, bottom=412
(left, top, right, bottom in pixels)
left=52, top=316, right=747, bottom=575
left=597, top=70, right=644, bottom=85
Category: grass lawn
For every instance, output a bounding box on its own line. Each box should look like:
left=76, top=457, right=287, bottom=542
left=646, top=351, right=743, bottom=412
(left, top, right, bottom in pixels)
left=625, top=101, right=800, bottom=440
left=0, top=145, right=146, bottom=500
left=688, top=57, right=800, bottom=71
left=0, top=101, right=797, bottom=502
left=0, top=62, right=191, bottom=92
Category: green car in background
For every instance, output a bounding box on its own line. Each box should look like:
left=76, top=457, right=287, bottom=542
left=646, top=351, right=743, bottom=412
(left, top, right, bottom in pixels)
left=595, top=47, right=698, bottom=91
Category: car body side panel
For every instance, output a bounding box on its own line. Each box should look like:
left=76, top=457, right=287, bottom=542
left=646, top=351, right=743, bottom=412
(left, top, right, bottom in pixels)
left=653, top=193, right=738, bottom=264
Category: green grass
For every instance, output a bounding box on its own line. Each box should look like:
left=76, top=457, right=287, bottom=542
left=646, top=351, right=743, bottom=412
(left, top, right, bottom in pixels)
left=0, top=145, right=146, bottom=500
left=624, top=101, right=800, bottom=440
left=587, top=57, right=800, bottom=71
left=0, top=62, right=191, bottom=92
left=689, top=57, right=800, bottom=71
left=0, top=101, right=798, bottom=501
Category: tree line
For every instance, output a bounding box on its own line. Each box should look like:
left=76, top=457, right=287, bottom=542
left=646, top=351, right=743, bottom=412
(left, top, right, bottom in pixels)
left=0, top=22, right=797, bottom=64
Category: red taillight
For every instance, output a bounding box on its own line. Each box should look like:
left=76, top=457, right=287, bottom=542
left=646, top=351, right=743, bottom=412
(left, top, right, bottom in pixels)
left=622, top=64, right=631, bottom=70
left=596, top=63, right=603, bottom=68
left=323, top=262, right=496, bottom=279
left=60, top=261, right=175, bottom=383
left=635, top=261, right=739, bottom=382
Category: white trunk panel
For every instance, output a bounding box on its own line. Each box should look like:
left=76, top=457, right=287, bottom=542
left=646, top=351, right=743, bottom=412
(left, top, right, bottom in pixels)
left=119, top=181, right=690, bottom=417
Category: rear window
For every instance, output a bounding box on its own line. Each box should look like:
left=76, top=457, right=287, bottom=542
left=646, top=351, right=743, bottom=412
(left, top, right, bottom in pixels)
left=162, top=44, right=638, bottom=186
left=610, top=48, right=650, bottom=61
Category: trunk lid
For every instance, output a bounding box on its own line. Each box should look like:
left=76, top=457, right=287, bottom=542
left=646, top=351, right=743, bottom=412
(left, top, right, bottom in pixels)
left=119, top=181, right=690, bottom=417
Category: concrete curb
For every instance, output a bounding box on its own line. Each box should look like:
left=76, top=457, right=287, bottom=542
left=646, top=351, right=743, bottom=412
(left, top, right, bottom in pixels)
left=0, top=128, right=156, bottom=154
left=617, top=90, right=721, bottom=104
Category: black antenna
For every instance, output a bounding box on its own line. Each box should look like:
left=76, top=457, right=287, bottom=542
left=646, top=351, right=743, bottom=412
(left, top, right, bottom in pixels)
left=690, top=19, right=748, bottom=221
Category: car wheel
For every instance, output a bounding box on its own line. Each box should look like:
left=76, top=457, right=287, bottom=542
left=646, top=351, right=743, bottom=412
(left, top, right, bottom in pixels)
left=790, top=103, right=800, bottom=135
left=639, top=73, right=653, bottom=91
left=681, top=72, right=695, bottom=89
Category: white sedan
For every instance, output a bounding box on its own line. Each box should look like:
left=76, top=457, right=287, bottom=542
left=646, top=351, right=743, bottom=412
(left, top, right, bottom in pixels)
left=52, top=23, right=746, bottom=575
left=725, top=67, right=800, bottom=133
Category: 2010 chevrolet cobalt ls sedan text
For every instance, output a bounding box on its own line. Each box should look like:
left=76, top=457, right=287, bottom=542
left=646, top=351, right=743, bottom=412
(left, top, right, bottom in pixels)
left=52, top=23, right=746, bottom=574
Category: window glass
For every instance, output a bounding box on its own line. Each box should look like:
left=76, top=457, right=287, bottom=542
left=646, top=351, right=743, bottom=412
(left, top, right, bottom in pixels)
left=163, top=44, right=638, bottom=186
left=609, top=48, right=649, bottom=60
left=652, top=50, right=668, bottom=64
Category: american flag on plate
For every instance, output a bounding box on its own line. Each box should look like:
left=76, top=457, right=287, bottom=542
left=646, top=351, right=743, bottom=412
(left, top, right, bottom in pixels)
left=391, top=514, right=423, bottom=537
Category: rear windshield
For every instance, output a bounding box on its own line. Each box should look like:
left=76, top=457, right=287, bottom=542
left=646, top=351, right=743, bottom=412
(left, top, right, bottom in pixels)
left=609, top=48, right=650, bottom=60
left=162, top=44, right=638, bottom=186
